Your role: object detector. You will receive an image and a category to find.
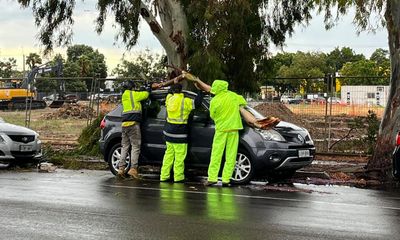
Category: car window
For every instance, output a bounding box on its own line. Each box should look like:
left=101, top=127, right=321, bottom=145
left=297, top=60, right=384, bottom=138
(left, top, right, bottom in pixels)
left=192, top=103, right=209, bottom=122
left=147, top=99, right=166, bottom=119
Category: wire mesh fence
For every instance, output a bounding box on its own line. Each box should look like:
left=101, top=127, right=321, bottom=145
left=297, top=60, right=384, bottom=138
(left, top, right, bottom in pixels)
left=0, top=74, right=390, bottom=154
left=258, top=75, right=390, bottom=154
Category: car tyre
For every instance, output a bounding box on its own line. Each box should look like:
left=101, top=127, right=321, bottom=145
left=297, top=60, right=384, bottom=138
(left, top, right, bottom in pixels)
left=231, top=149, right=254, bottom=185
left=108, top=143, right=131, bottom=176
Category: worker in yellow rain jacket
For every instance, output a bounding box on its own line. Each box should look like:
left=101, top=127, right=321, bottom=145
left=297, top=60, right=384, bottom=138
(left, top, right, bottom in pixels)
left=205, top=80, right=247, bottom=186
left=118, top=80, right=151, bottom=179
left=160, top=83, right=203, bottom=183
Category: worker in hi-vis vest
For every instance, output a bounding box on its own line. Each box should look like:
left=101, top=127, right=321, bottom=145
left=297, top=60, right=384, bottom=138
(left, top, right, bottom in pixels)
left=118, top=80, right=151, bottom=179
left=205, top=80, right=247, bottom=186
left=160, top=83, right=203, bottom=182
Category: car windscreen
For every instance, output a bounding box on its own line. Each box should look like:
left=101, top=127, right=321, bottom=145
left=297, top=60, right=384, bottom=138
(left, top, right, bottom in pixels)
left=243, top=106, right=265, bottom=120
left=201, top=97, right=263, bottom=119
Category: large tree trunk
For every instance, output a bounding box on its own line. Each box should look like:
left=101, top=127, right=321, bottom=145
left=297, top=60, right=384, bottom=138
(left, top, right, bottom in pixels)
left=368, top=0, right=400, bottom=180
left=139, top=0, right=188, bottom=84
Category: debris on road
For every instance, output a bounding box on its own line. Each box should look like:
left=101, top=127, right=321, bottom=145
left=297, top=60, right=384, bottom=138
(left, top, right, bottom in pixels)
left=37, top=162, right=57, bottom=173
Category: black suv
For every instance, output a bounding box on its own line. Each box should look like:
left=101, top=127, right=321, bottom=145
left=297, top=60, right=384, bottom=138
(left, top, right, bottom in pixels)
left=99, top=90, right=315, bottom=184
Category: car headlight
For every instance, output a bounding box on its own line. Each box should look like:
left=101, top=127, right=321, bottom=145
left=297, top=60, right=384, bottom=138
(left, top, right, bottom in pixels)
left=256, top=129, right=285, bottom=142
left=303, top=129, right=314, bottom=145
left=0, top=135, right=5, bottom=144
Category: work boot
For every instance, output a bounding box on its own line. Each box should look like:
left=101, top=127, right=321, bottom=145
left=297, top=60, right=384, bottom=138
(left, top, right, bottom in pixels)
left=127, top=167, right=140, bottom=179
left=117, top=167, right=126, bottom=179
left=203, top=180, right=218, bottom=186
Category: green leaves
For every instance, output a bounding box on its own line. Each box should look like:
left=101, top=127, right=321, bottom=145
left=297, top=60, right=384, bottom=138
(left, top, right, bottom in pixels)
left=0, top=58, right=17, bottom=78
left=112, top=50, right=167, bottom=81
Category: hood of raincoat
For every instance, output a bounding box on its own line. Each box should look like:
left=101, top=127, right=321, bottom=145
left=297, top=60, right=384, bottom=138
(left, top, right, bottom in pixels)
left=210, top=80, right=229, bottom=95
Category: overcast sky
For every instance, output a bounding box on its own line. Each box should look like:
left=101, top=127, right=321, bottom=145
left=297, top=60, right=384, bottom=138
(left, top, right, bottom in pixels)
left=0, top=0, right=388, bottom=73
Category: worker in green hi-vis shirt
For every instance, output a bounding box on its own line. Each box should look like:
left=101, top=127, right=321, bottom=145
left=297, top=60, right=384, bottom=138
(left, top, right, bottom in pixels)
left=205, top=80, right=247, bottom=186
left=118, top=80, right=151, bottom=179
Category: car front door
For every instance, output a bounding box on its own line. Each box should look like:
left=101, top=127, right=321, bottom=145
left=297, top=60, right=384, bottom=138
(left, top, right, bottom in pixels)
left=141, top=97, right=166, bottom=164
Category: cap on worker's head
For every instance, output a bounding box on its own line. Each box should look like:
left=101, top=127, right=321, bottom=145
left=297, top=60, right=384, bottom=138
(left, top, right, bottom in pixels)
left=210, top=80, right=228, bottom=95
left=122, top=80, right=135, bottom=90
left=170, top=83, right=183, bottom=93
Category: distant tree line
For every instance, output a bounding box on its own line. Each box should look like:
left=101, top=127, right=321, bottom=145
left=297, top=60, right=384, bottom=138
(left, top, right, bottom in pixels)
left=2, top=45, right=389, bottom=94
left=262, top=47, right=390, bottom=95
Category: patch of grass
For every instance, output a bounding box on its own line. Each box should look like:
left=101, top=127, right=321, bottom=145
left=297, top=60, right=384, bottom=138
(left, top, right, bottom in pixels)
left=1, top=109, right=87, bottom=137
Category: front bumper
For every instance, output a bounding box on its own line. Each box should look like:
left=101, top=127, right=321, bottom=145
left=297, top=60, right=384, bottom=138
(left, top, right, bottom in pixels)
left=252, top=145, right=315, bottom=171
left=0, top=135, right=42, bottom=161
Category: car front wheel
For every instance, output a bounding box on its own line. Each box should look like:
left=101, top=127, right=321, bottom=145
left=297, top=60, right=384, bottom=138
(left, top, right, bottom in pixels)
left=231, top=150, right=254, bottom=184
left=107, top=143, right=130, bottom=175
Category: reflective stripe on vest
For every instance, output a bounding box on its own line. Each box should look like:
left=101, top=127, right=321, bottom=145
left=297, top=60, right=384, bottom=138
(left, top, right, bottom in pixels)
left=167, top=96, right=187, bottom=124
left=163, top=131, right=188, bottom=139
left=129, top=91, right=135, bottom=109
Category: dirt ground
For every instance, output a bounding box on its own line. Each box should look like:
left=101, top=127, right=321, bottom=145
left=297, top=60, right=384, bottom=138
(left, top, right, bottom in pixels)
left=253, top=102, right=380, bottom=187
left=254, top=102, right=372, bottom=153
left=0, top=104, right=89, bottom=148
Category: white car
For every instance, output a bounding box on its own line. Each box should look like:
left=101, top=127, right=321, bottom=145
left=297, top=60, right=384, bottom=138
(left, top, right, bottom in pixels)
left=0, top=118, right=42, bottom=164
left=280, top=95, right=293, bottom=104
left=327, top=97, right=344, bottom=104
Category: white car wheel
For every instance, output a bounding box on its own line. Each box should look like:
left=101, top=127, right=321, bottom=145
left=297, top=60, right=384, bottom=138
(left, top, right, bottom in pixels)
left=231, top=152, right=254, bottom=184
left=109, top=144, right=130, bottom=175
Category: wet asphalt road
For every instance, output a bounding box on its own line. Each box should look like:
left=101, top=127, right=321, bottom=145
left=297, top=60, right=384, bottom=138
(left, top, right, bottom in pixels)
left=0, top=170, right=399, bottom=240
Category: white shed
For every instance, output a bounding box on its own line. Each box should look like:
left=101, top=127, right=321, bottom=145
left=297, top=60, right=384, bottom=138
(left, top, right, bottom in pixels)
left=341, top=85, right=390, bottom=107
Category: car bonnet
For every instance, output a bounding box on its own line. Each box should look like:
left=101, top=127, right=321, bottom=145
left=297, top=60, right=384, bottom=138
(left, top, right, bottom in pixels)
left=0, top=123, right=38, bottom=135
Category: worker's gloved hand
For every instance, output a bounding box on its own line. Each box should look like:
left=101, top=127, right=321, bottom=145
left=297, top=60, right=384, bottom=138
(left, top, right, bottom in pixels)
left=151, top=82, right=162, bottom=89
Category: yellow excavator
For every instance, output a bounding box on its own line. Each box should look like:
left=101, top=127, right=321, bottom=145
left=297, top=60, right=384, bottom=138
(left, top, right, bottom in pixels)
left=0, top=60, right=63, bottom=110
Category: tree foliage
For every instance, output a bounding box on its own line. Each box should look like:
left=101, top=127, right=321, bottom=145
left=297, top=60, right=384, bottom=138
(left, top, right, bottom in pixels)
left=340, top=59, right=389, bottom=85
left=113, top=50, right=167, bottom=81
left=34, top=45, right=108, bottom=93
left=26, top=53, right=42, bottom=69
left=18, top=0, right=313, bottom=93
left=326, top=47, right=365, bottom=71
left=0, top=58, right=17, bottom=78
left=185, top=1, right=312, bottom=93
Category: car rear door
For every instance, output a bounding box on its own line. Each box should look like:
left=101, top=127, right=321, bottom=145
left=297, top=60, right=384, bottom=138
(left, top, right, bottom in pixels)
left=188, top=102, right=215, bottom=167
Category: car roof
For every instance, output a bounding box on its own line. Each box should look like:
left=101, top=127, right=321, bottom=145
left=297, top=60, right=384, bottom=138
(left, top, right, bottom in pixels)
left=106, top=89, right=204, bottom=117
left=151, top=89, right=198, bottom=99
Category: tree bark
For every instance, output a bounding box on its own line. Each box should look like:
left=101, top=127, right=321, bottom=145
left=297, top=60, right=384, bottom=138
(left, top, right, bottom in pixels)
left=368, top=0, right=400, bottom=180
left=138, top=0, right=188, bottom=72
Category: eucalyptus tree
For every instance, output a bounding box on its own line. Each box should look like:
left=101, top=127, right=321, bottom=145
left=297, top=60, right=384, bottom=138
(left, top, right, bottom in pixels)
left=16, top=0, right=311, bottom=92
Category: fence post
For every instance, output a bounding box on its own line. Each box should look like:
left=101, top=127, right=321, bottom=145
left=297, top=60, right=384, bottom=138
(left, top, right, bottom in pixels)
left=327, top=73, right=334, bottom=152
left=324, top=74, right=329, bottom=151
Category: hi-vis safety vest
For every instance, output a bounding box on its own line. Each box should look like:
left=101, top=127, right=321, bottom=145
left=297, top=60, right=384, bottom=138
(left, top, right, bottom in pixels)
left=163, top=93, right=197, bottom=143
left=121, top=89, right=149, bottom=127
left=166, top=93, right=194, bottom=124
